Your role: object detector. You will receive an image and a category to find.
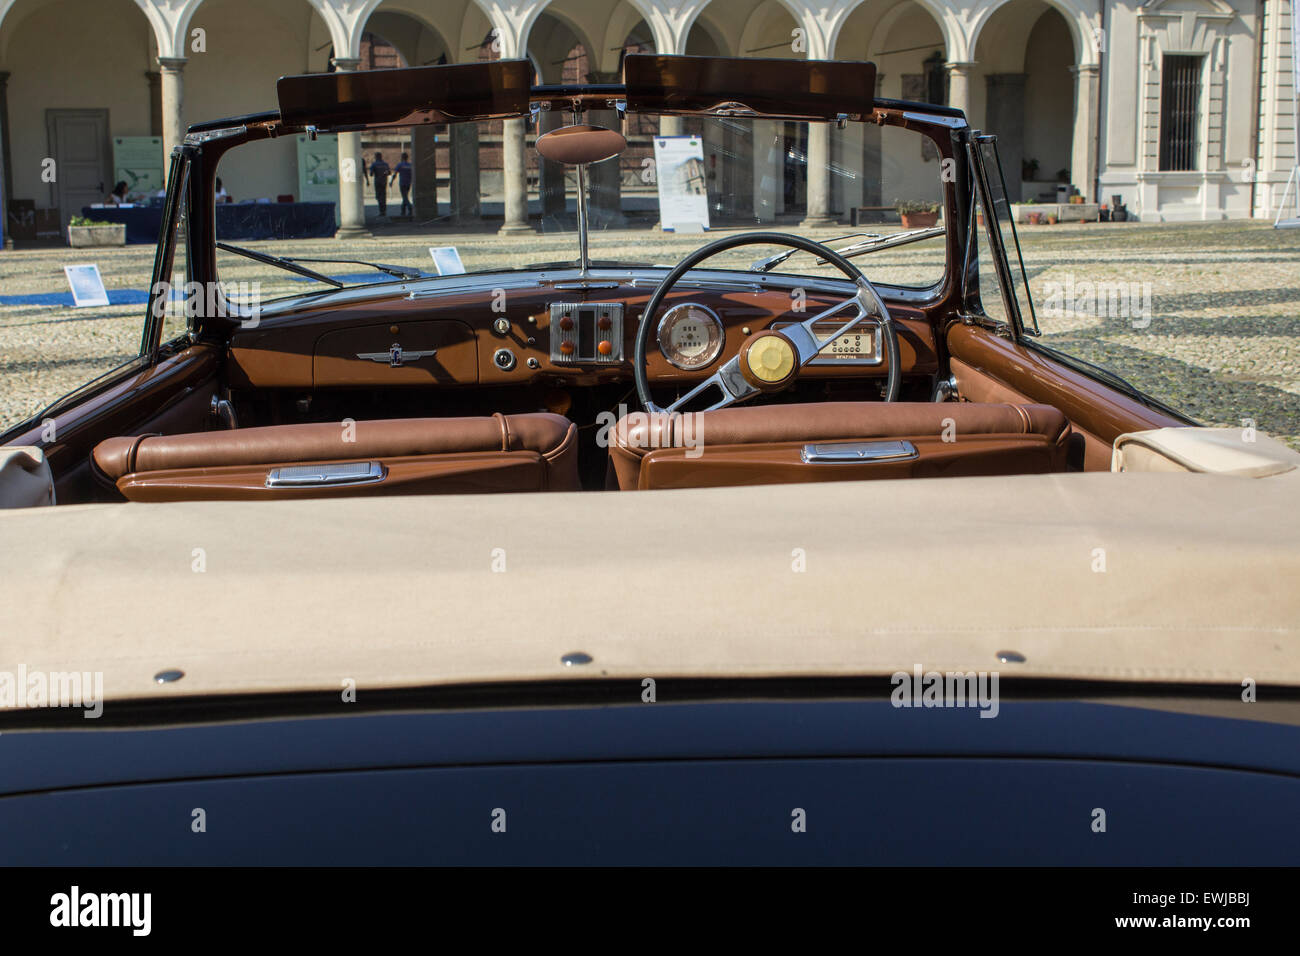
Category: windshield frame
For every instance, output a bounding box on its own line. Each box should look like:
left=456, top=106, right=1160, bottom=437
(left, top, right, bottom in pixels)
left=185, top=93, right=967, bottom=336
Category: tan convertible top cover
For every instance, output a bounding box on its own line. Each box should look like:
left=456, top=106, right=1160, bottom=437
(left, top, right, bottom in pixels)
left=1, top=472, right=1298, bottom=708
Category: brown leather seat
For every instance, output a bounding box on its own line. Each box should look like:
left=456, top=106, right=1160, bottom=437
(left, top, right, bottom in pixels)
left=609, top=401, right=1070, bottom=490
left=94, top=412, right=580, bottom=501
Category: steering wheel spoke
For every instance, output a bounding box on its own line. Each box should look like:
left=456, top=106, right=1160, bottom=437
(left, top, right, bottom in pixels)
left=654, top=357, right=755, bottom=413
left=784, top=290, right=873, bottom=365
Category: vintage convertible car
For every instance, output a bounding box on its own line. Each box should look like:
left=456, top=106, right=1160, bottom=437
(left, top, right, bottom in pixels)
left=4, top=54, right=1297, bottom=502
left=0, top=57, right=1297, bottom=867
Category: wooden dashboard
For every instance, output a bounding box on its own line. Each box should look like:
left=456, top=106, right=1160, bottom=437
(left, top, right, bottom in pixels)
left=227, top=282, right=939, bottom=391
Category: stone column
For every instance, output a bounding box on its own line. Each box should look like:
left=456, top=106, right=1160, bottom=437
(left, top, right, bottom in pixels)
left=411, top=125, right=437, bottom=220
left=800, top=121, right=836, bottom=227
left=0, top=72, right=12, bottom=249
left=158, top=57, right=186, bottom=173
left=145, top=71, right=162, bottom=137
left=945, top=62, right=975, bottom=121
left=499, top=116, right=532, bottom=235
left=1070, top=64, right=1100, bottom=202
left=587, top=71, right=625, bottom=228
left=752, top=120, right=780, bottom=223
left=331, top=58, right=369, bottom=239
left=450, top=122, right=481, bottom=223
left=537, top=110, right=566, bottom=225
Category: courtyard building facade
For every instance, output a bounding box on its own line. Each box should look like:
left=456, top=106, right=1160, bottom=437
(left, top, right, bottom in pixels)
left=0, top=0, right=1294, bottom=239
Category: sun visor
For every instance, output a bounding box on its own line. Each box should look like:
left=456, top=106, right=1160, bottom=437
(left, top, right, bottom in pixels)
left=622, top=54, right=875, bottom=120
left=277, top=60, right=533, bottom=131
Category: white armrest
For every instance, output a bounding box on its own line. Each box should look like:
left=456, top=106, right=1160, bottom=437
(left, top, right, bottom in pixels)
left=0, top=446, right=56, bottom=507
left=1112, top=427, right=1300, bottom=478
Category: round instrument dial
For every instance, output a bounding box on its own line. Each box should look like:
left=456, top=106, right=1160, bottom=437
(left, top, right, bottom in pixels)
left=656, top=303, right=724, bottom=371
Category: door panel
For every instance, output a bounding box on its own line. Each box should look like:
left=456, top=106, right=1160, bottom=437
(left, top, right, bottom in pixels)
left=3, top=346, right=220, bottom=502
left=947, top=323, right=1185, bottom=471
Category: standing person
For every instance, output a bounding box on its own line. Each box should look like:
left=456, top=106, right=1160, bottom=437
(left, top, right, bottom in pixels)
left=366, top=152, right=391, bottom=217
left=394, top=152, right=413, bottom=217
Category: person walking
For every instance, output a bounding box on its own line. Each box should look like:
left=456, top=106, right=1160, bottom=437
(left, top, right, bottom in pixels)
left=366, top=152, right=391, bottom=217
left=394, top=153, right=413, bottom=217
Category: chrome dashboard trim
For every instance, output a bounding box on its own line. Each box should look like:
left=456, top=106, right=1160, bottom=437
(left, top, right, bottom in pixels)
left=771, top=316, right=884, bottom=366
left=244, top=267, right=943, bottom=325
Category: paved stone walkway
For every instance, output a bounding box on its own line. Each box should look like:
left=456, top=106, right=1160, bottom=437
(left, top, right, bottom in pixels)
left=2, top=220, right=1297, bottom=446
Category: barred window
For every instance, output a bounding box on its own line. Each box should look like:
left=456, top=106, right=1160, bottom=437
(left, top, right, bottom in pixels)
left=1158, top=54, right=1203, bottom=171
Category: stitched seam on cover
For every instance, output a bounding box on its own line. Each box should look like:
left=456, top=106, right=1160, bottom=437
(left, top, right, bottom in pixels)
left=493, top=412, right=510, bottom=452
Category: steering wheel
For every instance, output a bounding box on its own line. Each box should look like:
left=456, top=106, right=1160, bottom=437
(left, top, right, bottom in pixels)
left=634, top=231, right=900, bottom=413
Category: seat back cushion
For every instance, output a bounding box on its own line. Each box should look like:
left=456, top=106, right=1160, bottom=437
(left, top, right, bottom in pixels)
left=610, top=402, right=1069, bottom=490
left=93, top=413, right=579, bottom=501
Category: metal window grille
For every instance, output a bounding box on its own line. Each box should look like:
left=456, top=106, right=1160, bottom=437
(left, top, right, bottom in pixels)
left=1159, top=54, right=1203, bottom=171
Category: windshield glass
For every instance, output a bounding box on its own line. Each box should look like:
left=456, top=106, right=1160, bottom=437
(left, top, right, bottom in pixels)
left=213, top=113, right=947, bottom=300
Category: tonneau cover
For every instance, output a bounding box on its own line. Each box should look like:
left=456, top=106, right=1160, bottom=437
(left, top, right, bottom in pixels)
left=1, top=472, right=1298, bottom=710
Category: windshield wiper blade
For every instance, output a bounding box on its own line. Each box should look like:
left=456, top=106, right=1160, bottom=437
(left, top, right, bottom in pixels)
left=283, top=257, right=429, bottom=280
left=750, top=233, right=874, bottom=273
left=833, top=226, right=946, bottom=260
left=217, top=243, right=343, bottom=288
left=749, top=227, right=945, bottom=273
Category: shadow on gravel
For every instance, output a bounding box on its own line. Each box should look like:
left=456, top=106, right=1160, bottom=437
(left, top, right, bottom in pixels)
left=1090, top=309, right=1300, bottom=337
left=1045, top=334, right=1300, bottom=443
left=0, top=354, right=134, bottom=375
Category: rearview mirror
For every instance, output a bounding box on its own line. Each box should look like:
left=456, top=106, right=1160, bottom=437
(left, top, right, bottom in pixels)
left=535, top=124, right=626, bottom=166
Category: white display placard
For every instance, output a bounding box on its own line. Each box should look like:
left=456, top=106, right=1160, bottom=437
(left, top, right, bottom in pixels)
left=652, top=135, right=710, bottom=232
left=428, top=246, right=466, bottom=275
left=63, top=264, right=110, bottom=308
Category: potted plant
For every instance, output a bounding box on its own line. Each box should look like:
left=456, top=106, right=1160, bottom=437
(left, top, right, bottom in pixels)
left=896, top=200, right=941, bottom=229
left=1047, top=213, right=1059, bottom=225
left=1027, top=212, right=1044, bottom=225
left=67, top=216, right=126, bottom=248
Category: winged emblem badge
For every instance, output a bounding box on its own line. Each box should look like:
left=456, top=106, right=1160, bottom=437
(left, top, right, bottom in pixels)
left=356, top=343, right=437, bottom=368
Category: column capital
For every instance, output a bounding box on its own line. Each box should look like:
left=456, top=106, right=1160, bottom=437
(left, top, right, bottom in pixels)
left=157, top=56, right=187, bottom=73
left=331, top=57, right=361, bottom=72
left=1070, top=63, right=1101, bottom=76
left=945, top=61, right=977, bottom=74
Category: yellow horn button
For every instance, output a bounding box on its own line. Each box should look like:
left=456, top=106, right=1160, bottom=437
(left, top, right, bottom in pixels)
left=747, top=335, right=795, bottom=383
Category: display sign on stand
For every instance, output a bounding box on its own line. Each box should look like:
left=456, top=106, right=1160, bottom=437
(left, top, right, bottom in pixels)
left=652, top=135, right=710, bottom=232
left=297, top=134, right=340, bottom=221
left=112, top=137, right=165, bottom=202
left=64, top=264, right=110, bottom=308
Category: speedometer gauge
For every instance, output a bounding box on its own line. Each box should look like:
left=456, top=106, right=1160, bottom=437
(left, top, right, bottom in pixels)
left=656, top=303, right=724, bottom=370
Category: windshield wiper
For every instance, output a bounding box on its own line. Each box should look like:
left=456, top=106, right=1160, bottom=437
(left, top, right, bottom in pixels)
left=217, top=243, right=343, bottom=288
left=750, top=233, right=872, bottom=273
left=750, top=226, right=946, bottom=273
left=282, top=257, right=429, bottom=280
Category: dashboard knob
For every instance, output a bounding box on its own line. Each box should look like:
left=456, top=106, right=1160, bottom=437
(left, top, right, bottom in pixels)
left=597, top=340, right=613, bottom=356
left=492, top=317, right=511, bottom=336
left=559, top=341, right=575, bottom=356
left=597, top=314, right=612, bottom=330
left=559, top=315, right=575, bottom=331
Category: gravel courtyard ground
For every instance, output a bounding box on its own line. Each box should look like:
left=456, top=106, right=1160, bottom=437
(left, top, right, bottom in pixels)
left=2, top=219, right=1297, bottom=446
